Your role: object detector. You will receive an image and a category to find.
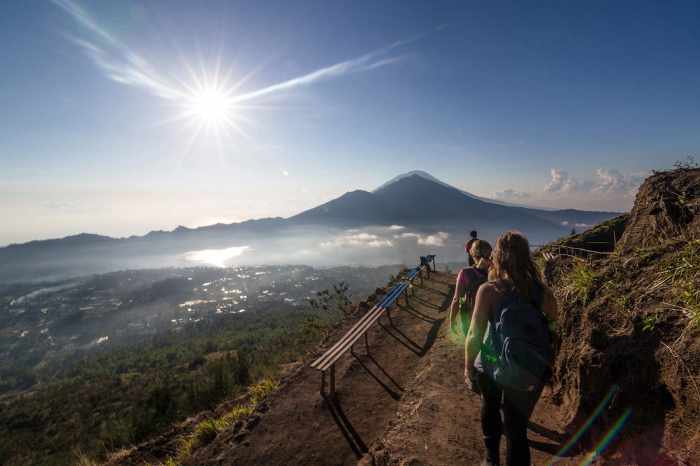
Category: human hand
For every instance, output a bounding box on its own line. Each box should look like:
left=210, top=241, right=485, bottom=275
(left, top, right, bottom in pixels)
left=464, top=365, right=480, bottom=394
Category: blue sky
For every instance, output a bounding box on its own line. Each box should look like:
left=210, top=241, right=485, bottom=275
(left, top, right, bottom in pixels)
left=1, top=0, right=699, bottom=244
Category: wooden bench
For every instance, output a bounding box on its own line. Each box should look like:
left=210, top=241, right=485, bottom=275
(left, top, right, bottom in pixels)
left=405, top=266, right=420, bottom=282
left=310, top=257, right=435, bottom=398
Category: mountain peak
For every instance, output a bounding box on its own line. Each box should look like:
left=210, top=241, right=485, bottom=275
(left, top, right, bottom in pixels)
left=375, top=170, right=538, bottom=209
left=373, top=171, right=444, bottom=192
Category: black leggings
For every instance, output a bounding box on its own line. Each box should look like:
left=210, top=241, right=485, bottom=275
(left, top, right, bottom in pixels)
left=478, top=373, right=543, bottom=466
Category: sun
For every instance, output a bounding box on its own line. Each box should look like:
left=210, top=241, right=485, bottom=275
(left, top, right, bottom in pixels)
left=184, top=86, right=236, bottom=130
left=169, top=69, right=251, bottom=144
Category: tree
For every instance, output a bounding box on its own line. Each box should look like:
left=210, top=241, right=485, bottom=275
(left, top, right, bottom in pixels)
left=307, top=282, right=352, bottom=316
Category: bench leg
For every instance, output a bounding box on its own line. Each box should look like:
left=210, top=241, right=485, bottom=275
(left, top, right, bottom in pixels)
left=321, top=371, right=326, bottom=397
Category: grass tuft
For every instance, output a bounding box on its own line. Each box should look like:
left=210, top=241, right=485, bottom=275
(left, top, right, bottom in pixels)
left=192, top=419, right=219, bottom=448
left=159, top=377, right=278, bottom=465
left=249, top=378, right=279, bottom=404
left=566, top=261, right=597, bottom=304
left=220, top=404, right=254, bottom=426
left=659, top=240, right=700, bottom=327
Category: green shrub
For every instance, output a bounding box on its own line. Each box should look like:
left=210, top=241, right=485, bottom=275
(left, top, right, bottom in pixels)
left=641, top=314, right=658, bottom=332
left=567, top=262, right=597, bottom=304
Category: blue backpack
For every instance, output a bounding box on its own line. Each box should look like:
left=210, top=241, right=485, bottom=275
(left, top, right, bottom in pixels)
left=489, top=294, right=553, bottom=391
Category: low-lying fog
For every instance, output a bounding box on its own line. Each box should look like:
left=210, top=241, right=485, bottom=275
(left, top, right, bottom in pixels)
left=1, top=224, right=554, bottom=284
left=178, top=225, right=457, bottom=269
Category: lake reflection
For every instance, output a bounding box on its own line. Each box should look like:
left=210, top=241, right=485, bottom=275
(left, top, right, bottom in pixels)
left=183, top=246, right=251, bottom=267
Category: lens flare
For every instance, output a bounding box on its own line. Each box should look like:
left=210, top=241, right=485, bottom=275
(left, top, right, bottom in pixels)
left=579, top=408, right=633, bottom=466
left=547, top=385, right=620, bottom=464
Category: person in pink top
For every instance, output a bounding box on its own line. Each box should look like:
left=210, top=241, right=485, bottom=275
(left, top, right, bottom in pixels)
left=449, top=239, right=492, bottom=336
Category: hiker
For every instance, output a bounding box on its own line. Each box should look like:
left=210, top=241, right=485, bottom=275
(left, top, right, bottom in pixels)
left=464, top=231, right=557, bottom=466
left=465, top=230, right=479, bottom=266
left=449, top=239, right=492, bottom=336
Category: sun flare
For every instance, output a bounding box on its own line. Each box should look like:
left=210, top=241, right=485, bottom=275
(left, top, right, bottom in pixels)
left=184, top=86, right=235, bottom=130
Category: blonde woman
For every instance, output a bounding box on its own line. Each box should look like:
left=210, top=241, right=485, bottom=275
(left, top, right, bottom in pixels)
left=465, top=231, right=557, bottom=466
left=449, top=239, right=492, bottom=336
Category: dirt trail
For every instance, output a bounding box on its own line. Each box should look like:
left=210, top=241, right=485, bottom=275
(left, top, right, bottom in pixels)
left=191, top=271, right=597, bottom=466
left=188, top=272, right=453, bottom=466
left=362, top=283, right=589, bottom=466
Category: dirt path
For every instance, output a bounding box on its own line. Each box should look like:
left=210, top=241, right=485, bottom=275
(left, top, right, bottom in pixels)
left=188, top=272, right=454, bottom=466
left=190, top=271, right=595, bottom=466
left=362, top=276, right=589, bottom=466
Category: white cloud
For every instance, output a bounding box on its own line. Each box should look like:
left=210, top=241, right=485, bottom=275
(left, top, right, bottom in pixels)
left=544, top=169, right=579, bottom=193
left=592, top=168, right=645, bottom=196
left=562, top=221, right=593, bottom=229
left=321, top=232, right=393, bottom=249
left=544, top=167, right=647, bottom=199
left=394, top=231, right=449, bottom=247
left=234, top=40, right=414, bottom=103
left=54, top=0, right=413, bottom=107
left=388, top=225, right=405, bottom=230
left=494, top=189, right=530, bottom=200
left=417, top=232, right=449, bottom=246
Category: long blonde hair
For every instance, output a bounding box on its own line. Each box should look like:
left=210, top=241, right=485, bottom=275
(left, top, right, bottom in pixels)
left=491, top=231, right=544, bottom=303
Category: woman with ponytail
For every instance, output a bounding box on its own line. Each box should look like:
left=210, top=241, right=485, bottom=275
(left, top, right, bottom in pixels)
left=465, top=231, right=558, bottom=466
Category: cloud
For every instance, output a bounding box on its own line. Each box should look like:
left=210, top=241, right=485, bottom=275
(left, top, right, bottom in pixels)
left=561, top=221, right=593, bottom=229
left=544, top=169, right=579, bottom=193
left=234, top=42, right=413, bottom=103
left=494, top=189, right=530, bottom=200
left=53, top=0, right=186, bottom=101
left=544, top=167, right=646, bottom=197
left=54, top=0, right=412, bottom=106
left=388, top=225, right=405, bottom=230
left=395, top=231, right=449, bottom=247
left=417, top=232, right=449, bottom=246
left=321, top=232, right=393, bottom=249
left=593, top=169, right=645, bottom=195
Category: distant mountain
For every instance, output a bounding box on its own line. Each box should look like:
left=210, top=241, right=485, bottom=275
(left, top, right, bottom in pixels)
left=374, top=170, right=528, bottom=208
left=293, top=172, right=618, bottom=231
left=0, top=172, right=621, bottom=282
left=289, top=190, right=391, bottom=226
